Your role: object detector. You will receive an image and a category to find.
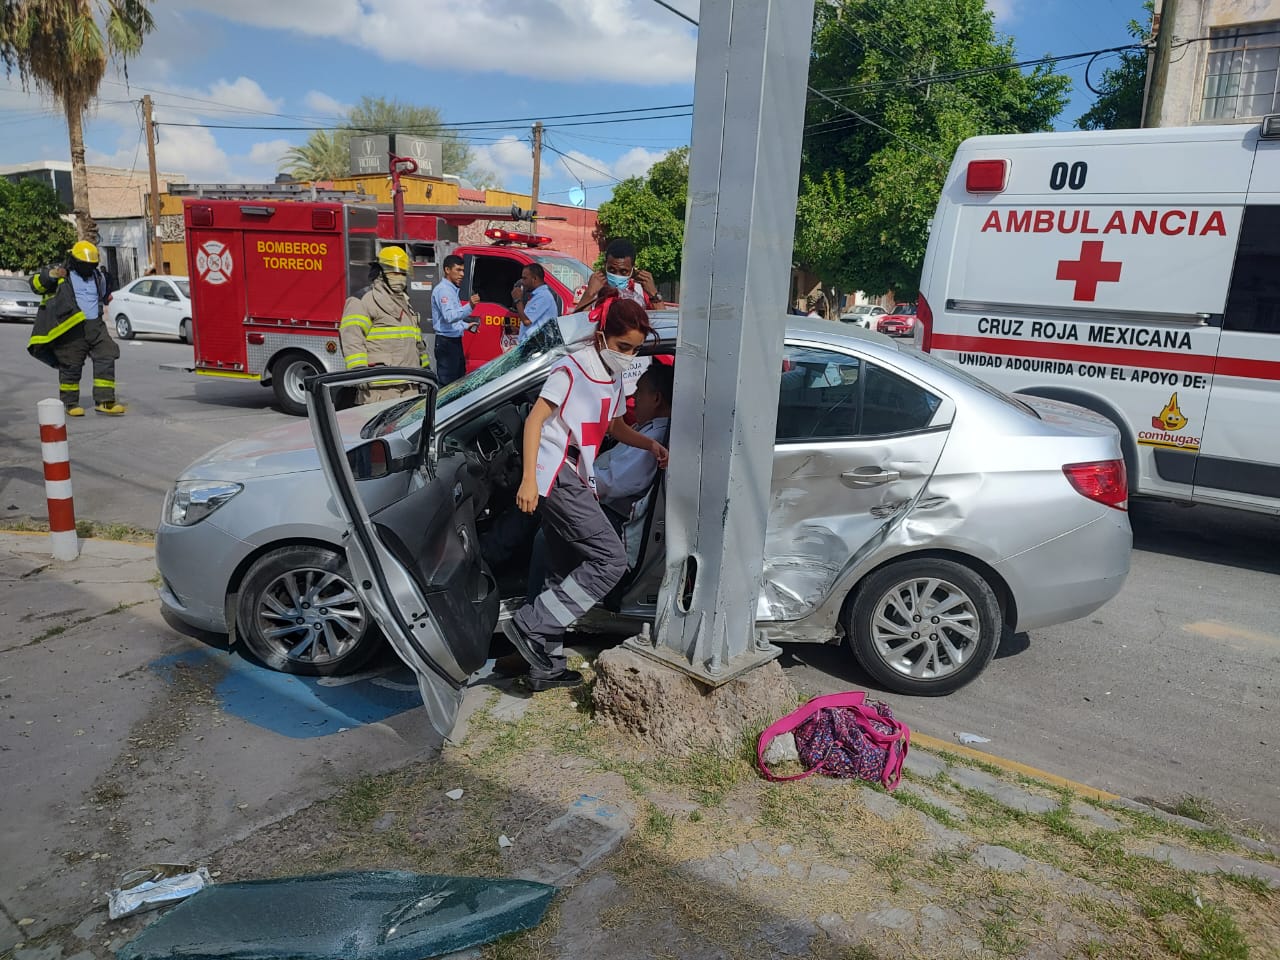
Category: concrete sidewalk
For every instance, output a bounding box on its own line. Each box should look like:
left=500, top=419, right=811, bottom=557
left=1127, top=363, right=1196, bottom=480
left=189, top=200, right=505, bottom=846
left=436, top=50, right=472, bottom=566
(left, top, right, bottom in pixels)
left=0, top=533, right=441, bottom=953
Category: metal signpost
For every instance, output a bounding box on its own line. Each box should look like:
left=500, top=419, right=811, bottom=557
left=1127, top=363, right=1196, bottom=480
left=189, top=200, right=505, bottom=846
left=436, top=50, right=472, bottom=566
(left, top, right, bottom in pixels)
left=626, top=0, right=815, bottom=684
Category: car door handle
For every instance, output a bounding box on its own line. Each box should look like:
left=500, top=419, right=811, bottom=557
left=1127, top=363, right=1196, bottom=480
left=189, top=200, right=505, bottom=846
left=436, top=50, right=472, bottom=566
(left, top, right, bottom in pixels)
left=841, top=467, right=901, bottom=487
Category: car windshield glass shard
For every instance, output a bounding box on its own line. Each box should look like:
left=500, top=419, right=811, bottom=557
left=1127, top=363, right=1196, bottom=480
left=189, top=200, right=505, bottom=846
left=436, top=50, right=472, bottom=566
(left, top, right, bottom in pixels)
left=437, top=316, right=566, bottom=407
left=114, top=871, right=556, bottom=960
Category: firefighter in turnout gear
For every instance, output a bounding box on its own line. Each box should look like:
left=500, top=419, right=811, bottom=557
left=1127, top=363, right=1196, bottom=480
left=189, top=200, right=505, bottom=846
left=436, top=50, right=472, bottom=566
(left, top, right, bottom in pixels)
left=339, top=246, right=430, bottom=404
left=27, top=241, right=125, bottom=416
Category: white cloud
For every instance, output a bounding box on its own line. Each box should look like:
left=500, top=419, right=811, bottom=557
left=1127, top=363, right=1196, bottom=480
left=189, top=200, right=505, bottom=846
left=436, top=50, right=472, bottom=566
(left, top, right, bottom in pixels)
left=986, top=0, right=1018, bottom=24
left=469, top=135, right=535, bottom=183
left=613, top=146, right=668, bottom=180
left=303, top=90, right=353, bottom=119
left=248, top=138, right=293, bottom=167
left=167, top=0, right=697, bottom=85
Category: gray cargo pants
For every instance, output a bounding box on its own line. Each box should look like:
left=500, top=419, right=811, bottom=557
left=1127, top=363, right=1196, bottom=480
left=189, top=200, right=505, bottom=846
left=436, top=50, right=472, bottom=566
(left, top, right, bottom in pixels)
left=514, top=464, right=627, bottom=678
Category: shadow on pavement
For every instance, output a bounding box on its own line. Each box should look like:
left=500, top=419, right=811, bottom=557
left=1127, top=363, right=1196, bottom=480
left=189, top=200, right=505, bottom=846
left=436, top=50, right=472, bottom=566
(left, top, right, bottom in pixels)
left=1130, top=499, right=1280, bottom=576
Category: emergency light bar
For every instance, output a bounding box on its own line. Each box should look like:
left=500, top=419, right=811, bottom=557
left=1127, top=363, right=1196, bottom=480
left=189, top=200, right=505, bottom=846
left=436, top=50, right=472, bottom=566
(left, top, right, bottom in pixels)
left=1262, top=115, right=1280, bottom=139
left=485, top=228, right=553, bottom=247
left=966, top=159, right=1008, bottom=193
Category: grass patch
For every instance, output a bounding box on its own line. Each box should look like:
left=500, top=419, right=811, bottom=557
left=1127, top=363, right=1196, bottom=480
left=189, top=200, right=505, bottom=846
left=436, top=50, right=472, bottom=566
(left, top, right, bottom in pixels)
left=336, top=773, right=397, bottom=826
left=0, top=516, right=153, bottom=542
left=890, top=787, right=961, bottom=830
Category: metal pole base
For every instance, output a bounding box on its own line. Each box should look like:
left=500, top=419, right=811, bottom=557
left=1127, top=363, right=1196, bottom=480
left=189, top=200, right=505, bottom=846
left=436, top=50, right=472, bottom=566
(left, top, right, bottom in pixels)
left=621, top=629, right=782, bottom=688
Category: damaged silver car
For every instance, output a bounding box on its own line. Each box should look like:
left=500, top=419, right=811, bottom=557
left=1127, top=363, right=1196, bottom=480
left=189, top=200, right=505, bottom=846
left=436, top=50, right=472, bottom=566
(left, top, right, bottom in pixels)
left=157, top=313, right=1131, bottom=731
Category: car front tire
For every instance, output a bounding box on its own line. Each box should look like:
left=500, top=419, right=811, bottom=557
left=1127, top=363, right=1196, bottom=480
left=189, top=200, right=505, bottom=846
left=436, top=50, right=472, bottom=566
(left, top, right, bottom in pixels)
left=115, top=314, right=134, bottom=339
left=179, top=318, right=192, bottom=344
left=846, top=557, right=1002, bottom=696
left=236, top=545, right=382, bottom=676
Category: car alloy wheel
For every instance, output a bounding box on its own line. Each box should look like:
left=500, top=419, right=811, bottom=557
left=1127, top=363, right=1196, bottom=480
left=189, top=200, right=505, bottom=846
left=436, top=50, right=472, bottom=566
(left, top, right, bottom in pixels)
left=253, top=566, right=365, bottom=665
left=236, top=545, right=381, bottom=676
left=115, top=314, right=134, bottom=339
left=847, top=557, right=1002, bottom=695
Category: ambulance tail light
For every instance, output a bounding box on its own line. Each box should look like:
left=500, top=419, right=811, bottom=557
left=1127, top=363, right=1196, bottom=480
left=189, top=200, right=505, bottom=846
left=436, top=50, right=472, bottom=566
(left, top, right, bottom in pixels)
left=966, top=159, right=1008, bottom=193
left=916, top=293, right=934, bottom=352
left=1063, top=460, right=1128, bottom=512
left=312, top=209, right=337, bottom=231
left=190, top=205, right=214, bottom=227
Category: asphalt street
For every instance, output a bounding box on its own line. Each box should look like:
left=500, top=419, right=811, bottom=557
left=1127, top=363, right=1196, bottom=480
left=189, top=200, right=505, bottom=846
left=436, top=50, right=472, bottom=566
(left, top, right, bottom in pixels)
left=2, top=320, right=1277, bottom=833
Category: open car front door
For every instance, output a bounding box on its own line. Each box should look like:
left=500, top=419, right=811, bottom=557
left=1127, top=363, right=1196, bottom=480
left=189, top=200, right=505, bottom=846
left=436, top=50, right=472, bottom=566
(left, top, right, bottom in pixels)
left=306, top=368, right=500, bottom=737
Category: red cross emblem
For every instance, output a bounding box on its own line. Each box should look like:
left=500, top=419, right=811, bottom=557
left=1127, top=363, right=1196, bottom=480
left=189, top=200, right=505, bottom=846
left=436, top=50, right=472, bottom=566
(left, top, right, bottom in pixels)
left=577, top=398, right=613, bottom=455
left=1056, top=241, right=1122, bottom=302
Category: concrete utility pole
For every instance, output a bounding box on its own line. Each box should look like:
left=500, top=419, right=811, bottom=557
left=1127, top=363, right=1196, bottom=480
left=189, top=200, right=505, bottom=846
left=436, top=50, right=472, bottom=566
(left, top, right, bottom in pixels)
left=529, top=121, right=543, bottom=233
left=1144, top=0, right=1178, bottom=128
left=142, top=95, right=162, bottom=273
left=626, top=0, right=814, bottom=684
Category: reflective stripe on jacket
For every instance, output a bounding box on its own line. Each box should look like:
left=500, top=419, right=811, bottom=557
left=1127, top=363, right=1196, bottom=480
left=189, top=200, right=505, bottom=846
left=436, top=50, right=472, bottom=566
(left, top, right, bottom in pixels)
left=339, top=280, right=426, bottom=372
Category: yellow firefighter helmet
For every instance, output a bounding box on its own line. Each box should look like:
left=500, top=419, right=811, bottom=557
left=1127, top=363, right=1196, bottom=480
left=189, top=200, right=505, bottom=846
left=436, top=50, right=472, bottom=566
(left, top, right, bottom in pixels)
left=71, top=240, right=100, bottom=264
left=377, top=246, right=409, bottom=274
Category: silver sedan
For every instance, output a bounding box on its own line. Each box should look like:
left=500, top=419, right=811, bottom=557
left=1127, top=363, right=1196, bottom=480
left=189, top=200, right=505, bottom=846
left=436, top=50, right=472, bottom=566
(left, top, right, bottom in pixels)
left=156, top=313, right=1131, bottom=701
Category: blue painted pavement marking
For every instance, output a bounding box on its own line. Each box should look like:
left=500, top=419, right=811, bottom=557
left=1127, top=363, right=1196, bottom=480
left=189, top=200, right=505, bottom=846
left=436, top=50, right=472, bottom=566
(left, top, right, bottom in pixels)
left=149, top=649, right=422, bottom=739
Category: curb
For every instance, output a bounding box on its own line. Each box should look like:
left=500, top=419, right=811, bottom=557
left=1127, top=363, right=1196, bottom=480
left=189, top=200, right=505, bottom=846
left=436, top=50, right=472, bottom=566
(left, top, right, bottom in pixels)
left=909, top=732, right=1121, bottom=803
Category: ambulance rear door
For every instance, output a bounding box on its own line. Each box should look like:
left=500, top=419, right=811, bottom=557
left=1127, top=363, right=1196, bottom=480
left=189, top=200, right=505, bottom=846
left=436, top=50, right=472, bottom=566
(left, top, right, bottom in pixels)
left=926, top=126, right=1251, bottom=502
left=1194, top=131, right=1280, bottom=513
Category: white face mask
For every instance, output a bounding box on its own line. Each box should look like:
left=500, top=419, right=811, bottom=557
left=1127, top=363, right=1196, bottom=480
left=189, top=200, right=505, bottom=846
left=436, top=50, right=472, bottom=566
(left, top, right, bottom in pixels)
left=599, top=346, right=632, bottom=375
left=385, top=274, right=408, bottom=293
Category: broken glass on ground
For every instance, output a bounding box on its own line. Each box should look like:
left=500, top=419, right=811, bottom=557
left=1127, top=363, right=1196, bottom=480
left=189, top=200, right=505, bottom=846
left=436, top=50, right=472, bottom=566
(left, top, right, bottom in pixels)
left=116, top=870, right=556, bottom=960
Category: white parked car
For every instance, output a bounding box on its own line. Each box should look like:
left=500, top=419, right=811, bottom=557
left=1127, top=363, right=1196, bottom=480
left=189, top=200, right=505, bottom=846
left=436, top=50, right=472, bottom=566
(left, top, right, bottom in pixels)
left=111, top=276, right=193, bottom=342
left=839, top=304, right=888, bottom=329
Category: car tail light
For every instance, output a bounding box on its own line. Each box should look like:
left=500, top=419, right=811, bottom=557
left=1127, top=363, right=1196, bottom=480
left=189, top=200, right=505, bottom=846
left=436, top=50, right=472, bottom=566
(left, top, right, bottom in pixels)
left=966, top=159, right=1008, bottom=193
left=917, top=294, right=934, bottom=352
left=1063, top=460, right=1128, bottom=511
left=312, top=209, right=336, bottom=231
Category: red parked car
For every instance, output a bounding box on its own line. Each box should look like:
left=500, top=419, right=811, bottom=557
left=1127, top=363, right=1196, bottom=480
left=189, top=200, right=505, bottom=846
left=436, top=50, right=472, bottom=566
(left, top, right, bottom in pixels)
left=877, top=303, right=918, bottom=338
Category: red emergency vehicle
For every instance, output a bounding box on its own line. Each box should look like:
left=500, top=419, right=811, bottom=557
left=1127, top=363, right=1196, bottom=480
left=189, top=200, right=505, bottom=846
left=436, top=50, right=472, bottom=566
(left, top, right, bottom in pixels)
left=180, top=192, right=595, bottom=414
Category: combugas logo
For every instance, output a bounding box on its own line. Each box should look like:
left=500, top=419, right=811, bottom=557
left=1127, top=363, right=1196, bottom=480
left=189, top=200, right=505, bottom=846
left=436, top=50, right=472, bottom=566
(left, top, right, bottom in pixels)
left=196, top=240, right=233, bottom=285
left=1138, top=392, right=1200, bottom=451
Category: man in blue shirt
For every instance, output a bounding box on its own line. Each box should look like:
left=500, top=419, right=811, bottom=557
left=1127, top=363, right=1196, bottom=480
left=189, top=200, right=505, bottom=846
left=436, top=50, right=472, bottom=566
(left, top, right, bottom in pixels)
left=511, top=263, right=558, bottom=344
left=431, top=254, right=480, bottom=385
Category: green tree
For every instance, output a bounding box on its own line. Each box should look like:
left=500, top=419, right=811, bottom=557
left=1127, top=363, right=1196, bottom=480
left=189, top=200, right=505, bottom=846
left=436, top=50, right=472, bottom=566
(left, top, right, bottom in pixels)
left=281, top=95, right=484, bottom=182
left=0, top=178, right=77, bottom=271
left=594, top=147, right=689, bottom=284
left=1078, top=3, right=1152, bottom=131
left=280, top=130, right=348, bottom=182
left=1, top=0, right=156, bottom=241
left=798, top=0, right=1071, bottom=298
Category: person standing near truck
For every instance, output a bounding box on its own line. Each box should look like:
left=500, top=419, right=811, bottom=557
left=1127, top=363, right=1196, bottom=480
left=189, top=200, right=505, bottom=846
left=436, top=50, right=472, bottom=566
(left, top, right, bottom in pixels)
left=27, top=241, right=125, bottom=416
left=573, top=238, right=663, bottom=313
left=339, top=246, right=426, bottom=404
left=432, top=254, right=481, bottom=386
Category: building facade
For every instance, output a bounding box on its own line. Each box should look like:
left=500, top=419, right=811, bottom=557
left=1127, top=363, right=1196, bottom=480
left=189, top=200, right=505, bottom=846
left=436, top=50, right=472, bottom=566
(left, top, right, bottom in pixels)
left=1150, top=0, right=1280, bottom=126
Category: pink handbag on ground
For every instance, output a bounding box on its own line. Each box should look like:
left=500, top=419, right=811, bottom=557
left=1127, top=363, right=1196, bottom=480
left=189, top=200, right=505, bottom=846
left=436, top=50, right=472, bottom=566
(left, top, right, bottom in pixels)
left=757, top=691, right=910, bottom=790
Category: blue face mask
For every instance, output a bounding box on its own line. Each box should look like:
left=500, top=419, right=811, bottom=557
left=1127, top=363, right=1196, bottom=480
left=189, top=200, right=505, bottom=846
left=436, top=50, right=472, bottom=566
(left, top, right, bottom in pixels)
left=606, top=271, right=631, bottom=290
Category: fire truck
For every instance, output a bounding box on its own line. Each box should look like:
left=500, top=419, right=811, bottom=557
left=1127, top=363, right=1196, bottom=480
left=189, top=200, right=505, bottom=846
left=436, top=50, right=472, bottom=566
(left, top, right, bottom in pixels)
left=176, top=187, right=595, bottom=415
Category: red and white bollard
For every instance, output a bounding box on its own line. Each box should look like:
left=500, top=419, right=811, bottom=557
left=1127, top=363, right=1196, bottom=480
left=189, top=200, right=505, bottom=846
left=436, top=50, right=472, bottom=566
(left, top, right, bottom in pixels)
left=37, top=398, right=79, bottom=561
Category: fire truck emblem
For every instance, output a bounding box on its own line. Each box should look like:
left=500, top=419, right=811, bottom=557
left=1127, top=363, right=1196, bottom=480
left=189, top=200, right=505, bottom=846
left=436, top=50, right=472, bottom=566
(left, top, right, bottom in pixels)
left=1152, top=393, right=1189, bottom=431
left=196, top=240, right=233, bottom=285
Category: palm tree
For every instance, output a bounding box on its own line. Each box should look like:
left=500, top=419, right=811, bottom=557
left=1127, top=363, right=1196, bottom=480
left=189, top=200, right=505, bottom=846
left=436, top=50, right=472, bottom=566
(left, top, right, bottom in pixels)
left=280, top=130, right=349, bottom=182
left=1, top=1, right=155, bottom=241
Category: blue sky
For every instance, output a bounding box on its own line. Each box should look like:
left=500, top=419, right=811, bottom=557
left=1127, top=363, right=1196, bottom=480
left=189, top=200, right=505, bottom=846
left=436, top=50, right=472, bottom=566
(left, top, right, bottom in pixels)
left=0, top=0, right=1147, bottom=205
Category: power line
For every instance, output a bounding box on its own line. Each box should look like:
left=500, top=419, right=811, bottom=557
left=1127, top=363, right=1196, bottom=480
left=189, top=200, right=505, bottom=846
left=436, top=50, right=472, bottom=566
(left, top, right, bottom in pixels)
left=649, top=0, right=697, bottom=27
left=154, top=111, right=694, bottom=134
left=540, top=138, right=622, bottom=185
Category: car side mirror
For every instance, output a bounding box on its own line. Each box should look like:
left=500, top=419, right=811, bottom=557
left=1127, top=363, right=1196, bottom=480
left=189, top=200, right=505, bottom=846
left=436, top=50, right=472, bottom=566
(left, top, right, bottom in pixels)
left=347, top=438, right=392, bottom=481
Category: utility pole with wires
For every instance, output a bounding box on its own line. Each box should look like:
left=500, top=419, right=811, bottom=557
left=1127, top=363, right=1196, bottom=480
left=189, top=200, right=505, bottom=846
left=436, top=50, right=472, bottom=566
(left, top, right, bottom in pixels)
left=1144, top=0, right=1178, bottom=127
left=529, top=121, right=543, bottom=233
left=142, top=95, right=162, bottom=274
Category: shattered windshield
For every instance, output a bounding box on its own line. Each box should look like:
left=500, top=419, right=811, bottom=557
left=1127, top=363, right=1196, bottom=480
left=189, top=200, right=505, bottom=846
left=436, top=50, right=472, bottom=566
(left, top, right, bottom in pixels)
left=361, top=319, right=568, bottom=441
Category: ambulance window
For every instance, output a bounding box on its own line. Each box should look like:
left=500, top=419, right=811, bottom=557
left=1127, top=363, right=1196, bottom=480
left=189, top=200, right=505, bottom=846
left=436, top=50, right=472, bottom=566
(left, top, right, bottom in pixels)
left=1223, top=206, right=1280, bottom=334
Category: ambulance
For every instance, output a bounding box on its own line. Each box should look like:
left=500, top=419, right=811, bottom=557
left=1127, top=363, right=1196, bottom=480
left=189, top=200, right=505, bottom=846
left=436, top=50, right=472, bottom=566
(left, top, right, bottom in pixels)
left=180, top=195, right=593, bottom=415
left=918, top=117, right=1280, bottom=516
